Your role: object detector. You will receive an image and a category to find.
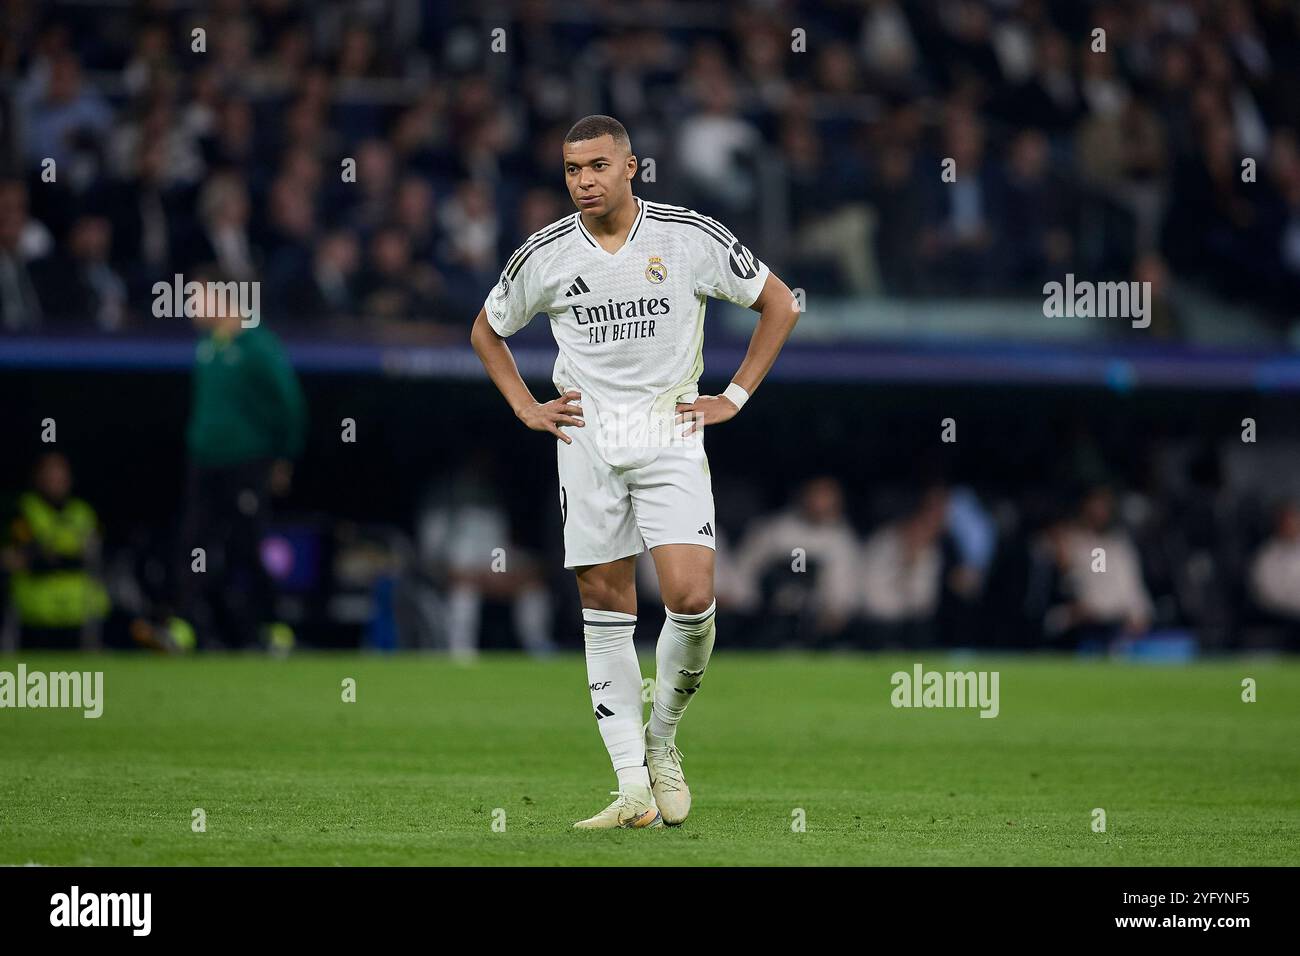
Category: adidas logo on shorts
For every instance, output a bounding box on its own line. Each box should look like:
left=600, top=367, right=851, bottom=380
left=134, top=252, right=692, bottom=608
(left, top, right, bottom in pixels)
left=697, top=522, right=713, bottom=537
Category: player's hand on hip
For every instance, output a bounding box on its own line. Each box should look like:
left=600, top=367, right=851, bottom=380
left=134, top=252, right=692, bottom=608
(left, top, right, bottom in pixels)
left=519, top=389, right=584, bottom=444
left=675, top=394, right=738, bottom=437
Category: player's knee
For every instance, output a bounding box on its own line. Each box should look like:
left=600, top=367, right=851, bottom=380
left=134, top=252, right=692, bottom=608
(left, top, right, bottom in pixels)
left=665, top=592, right=714, bottom=617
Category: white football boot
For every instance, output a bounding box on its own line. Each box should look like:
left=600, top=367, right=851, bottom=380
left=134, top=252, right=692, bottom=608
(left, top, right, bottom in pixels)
left=572, top=784, right=663, bottom=830
left=645, top=726, right=690, bottom=826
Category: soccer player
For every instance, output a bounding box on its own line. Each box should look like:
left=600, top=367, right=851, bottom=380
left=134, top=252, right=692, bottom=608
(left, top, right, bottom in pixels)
left=470, top=115, right=799, bottom=828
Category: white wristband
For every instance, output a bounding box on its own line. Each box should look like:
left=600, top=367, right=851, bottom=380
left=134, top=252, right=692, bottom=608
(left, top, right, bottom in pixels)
left=722, top=382, right=750, bottom=411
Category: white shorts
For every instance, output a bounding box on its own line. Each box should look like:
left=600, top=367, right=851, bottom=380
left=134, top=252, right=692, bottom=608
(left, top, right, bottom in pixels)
left=556, top=408, right=716, bottom=569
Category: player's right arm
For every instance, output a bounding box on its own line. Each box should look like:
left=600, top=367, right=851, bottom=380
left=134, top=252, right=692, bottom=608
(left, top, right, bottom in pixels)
left=471, top=230, right=586, bottom=443
left=469, top=306, right=585, bottom=445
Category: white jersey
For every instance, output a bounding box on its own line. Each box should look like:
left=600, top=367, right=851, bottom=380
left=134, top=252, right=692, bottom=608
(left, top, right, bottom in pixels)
left=483, top=197, right=768, bottom=461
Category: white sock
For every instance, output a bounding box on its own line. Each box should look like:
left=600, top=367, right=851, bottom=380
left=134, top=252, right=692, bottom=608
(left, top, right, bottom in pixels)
left=616, top=765, right=649, bottom=790
left=650, top=600, right=716, bottom=741
left=584, top=608, right=650, bottom=788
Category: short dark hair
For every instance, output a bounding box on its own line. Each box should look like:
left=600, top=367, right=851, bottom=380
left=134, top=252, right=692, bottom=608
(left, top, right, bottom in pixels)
left=564, top=115, right=631, bottom=152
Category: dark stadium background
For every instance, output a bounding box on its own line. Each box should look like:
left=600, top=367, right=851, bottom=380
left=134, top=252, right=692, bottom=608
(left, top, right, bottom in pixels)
left=3, top=0, right=1300, bottom=654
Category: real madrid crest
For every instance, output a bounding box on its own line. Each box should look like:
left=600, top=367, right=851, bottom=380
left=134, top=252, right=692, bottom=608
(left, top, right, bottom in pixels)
left=645, top=256, right=667, bottom=284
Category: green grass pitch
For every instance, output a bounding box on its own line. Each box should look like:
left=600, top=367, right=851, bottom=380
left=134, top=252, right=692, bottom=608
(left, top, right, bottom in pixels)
left=1, top=651, right=1297, bottom=866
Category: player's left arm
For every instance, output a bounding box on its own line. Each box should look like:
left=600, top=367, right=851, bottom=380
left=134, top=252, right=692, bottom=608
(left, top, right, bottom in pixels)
left=677, top=270, right=800, bottom=435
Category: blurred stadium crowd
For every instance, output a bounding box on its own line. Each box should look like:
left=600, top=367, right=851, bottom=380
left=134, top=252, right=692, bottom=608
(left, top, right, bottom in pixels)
left=0, top=0, right=1298, bottom=333
left=4, top=0, right=1300, bottom=655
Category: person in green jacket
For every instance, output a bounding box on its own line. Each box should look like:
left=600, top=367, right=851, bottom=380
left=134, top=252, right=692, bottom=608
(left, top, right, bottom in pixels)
left=175, top=267, right=307, bottom=650
left=2, top=453, right=109, bottom=650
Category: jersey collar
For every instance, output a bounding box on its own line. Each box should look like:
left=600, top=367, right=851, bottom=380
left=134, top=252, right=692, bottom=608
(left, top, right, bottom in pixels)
left=574, top=196, right=645, bottom=257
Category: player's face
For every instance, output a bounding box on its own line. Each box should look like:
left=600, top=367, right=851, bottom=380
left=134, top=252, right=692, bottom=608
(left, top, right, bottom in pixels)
left=563, top=135, right=635, bottom=217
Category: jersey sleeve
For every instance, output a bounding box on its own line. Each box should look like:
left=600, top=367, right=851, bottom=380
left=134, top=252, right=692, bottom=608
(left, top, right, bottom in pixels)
left=691, top=217, right=770, bottom=308
left=483, top=244, right=548, bottom=337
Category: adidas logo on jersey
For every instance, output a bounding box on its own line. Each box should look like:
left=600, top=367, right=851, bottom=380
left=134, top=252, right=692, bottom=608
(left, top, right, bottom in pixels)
left=564, top=276, right=591, bottom=297
left=697, top=522, right=714, bottom=537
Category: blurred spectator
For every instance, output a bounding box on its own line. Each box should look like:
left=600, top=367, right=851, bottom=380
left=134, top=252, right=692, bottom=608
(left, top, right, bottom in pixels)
left=345, top=139, right=398, bottom=235
left=677, top=48, right=761, bottom=223
left=514, top=187, right=567, bottom=242
left=204, top=97, right=258, bottom=173
left=1249, top=500, right=1300, bottom=640
left=1266, top=130, right=1300, bottom=307
left=280, top=229, right=360, bottom=321
left=207, top=15, right=257, bottom=90
left=335, top=23, right=383, bottom=82
left=860, top=486, right=948, bottom=646
left=260, top=176, right=318, bottom=311
left=870, top=127, right=927, bottom=293
left=860, top=0, right=919, bottom=88
left=101, top=138, right=185, bottom=303
left=944, top=484, right=996, bottom=598
left=998, top=29, right=1083, bottom=135
left=2, top=453, right=109, bottom=650
left=1001, top=127, right=1075, bottom=287
left=1133, top=252, right=1183, bottom=339
left=0, top=176, right=54, bottom=261
left=189, top=172, right=258, bottom=280
left=732, top=476, right=861, bottom=645
left=1077, top=90, right=1168, bottom=255
left=17, top=50, right=112, bottom=170
left=32, top=215, right=126, bottom=329
left=121, top=21, right=174, bottom=97
left=782, top=117, right=875, bottom=293
left=107, top=95, right=204, bottom=188
left=1041, top=484, right=1154, bottom=647
left=920, top=108, right=1001, bottom=292
left=434, top=180, right=499, bottom=318
left=0, top=179, right=47, bottom=331
left=436, top=180, right=498, bottom=276
left=1164, top=112, right=1263, bottom=304
left=358, top=225, right=440, bottom=327
left=737, top=22, right=792, bottom=111
left=393, top=175, right=437, bottom=261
